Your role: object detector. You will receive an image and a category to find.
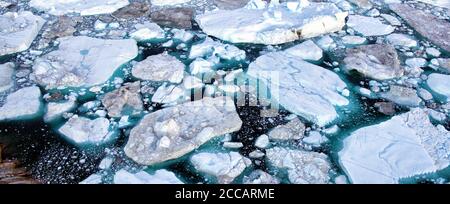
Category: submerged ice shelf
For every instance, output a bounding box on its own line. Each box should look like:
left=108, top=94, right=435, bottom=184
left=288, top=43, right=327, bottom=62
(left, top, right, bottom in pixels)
left=1, top=0, right=450, bottom=184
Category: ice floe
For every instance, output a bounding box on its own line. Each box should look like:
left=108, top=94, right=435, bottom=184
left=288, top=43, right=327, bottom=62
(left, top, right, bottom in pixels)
left=243, top=170, right=279, bottom=184
left=427, top=73, right=450, bottom=100
left=284, top=40, right=323, bottom=62
left=124, top=97, right=242, bottom=165
left=30, top=0, right=130, bottom=16
left=0, top=63, right=14, bottom=92
left=266, top=147, right=331, bottom=184
left=58, top=115, right=115, bottom=145
left=247, top=50, right=349, bottom=126
left=342, top=44, right=403, bottom=80
left=44, top=96, right=77, bottom=122
left=196, top=2, right=347, bottom=45
left=379, top=85, right=422, bottom=107
left=130, top=22, right=165, bottom=42
left=189, top=37, right=246, bottom=61
left=0, top=12, right=45, bottom=56
left=339, top=109, right=450, bottom=184
left=385, top=34, right=417, bottom=48
left=346, top=15, right=395, bottom=36
left=190, top=152, right=251, bottom=184
left=101, top=82, right=143, bottom=118
left=0, top=86, right=42, bottom=121
left=32, top=36, right=138, bottom=89
left=132, top=53, right=184, bottom=83
left=114, top=169, right=183, bottom=184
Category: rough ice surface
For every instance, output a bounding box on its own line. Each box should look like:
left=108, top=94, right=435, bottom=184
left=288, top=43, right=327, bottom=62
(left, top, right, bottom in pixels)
left=386, top=34, right=417, bottom=48
left=427, top=73, right=450, bottom=100
left=190, top=151, right=251, bottom=184
left=151, top=83, right=185, bottom=104
left=247, top=50, right=349, bottom=126
left=390, top=3, right=450, bottom=52
left=0, top=63, right=14, bottom=92
left=130, top=22, right=165, bottom=41
left=114, top=169, right=183, bottom=184
left=32, top=36, right=138, bottom=89
left=266, top=147, right=331, bottom=184
left=132, top=53, right=184, bottom=83
left=30, top=0, right=130, bottom=16
left=101, top=81, right=143, bottom=118
left=243, top=170, right=279, bottom=184
left=417, top=0, right=450, bottom=9
left=267, top=118, right=305, bottom=141
left=284, top=40, right=323, bottom=62
left=347, top=15, right=395, bottom=36
left=189, top=37, right=246, bottom=61
left=379, top=85, right=423, bottom=107
left=124, top=97, right=242, bottom=165
left=196, top=2, right=348, bottom=45
left=0, top=86, right=42, bottom=121
left=342, top=44, right=403, bottom=80
left=339, top=109, right=450, bottom=184
left=58, top=115, right=114, bottom=145
left=44, top=97, right=77, bottom=122
left=151, top=0, right=191, bottom=6
left=0, top=12, right=45, bottom=56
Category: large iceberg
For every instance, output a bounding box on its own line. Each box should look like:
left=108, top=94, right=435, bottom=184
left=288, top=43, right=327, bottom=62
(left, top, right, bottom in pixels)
left=124, top=97, right=242, bottom=165
left=0, top=12, right=45, bottom=56
left=32, top=36, right=138, bottom=89
left=196, top=2, right=347, bottom=45
left=29, top=0, right=130, bottom=16
left=247, top=50, right=349, bottom=126
left=339, top=109, right=450, bottom=184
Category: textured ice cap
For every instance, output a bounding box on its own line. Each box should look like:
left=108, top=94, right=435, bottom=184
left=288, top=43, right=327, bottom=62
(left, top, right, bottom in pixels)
left=196, top=2, right=347, bottom=45
left=339, top=109, right=450, bottom=184
left=30, top=0, right=130, bottom=16
left=247, top=51, right=349, bottom=126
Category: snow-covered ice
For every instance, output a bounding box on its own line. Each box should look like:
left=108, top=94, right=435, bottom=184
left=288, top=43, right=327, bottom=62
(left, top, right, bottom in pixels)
left=124, top=97, right=242, bottom=165
left=0, top=12, right=45, bottom=56
left=30, top=0, right=130, bottom=16
left=427, top=73, right=450, bottom=100
left=0, top=63, right=14, bottom=92
left=339, top=109, right=450, bottom=184
left=58, top=115, right=115, bottom=145
left=132, top=53, right=184, bottom=83
left=32, top=36, right=138, bottom=89
left=284, top=40, right=323, bottom=62
left=190, top=152, right=251, bottom=184
left=196, top=2, right=347, bottom=45
left=114, top=169, right=183, bottom=184
left=0, top=86, right=42, bottom=121
left=347, top=15, right=394, bottom=36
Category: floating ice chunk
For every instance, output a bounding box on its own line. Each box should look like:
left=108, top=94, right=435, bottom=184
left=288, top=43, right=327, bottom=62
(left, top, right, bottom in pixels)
left=32, top=36, right=138, bottom=89
left=101, top=82, right=143, bottom=118
left=94, top=20, right=107, bottom=31
left=189, top=37, right=246, bottom=61
left=0, top=86, right=42, bottom=121
left=284, top=40, right=323, bottom=62
left=405, top=58, right=427, bottom=68
left=303, top=131, right=329, bottom=147
left=223, top=142, right=244, bottom=149
left=380, top=14, right=401, bottom=26
left=417, top=0, right=450, bottom=9
left=0, top=63, right=14, bottom=92
left=268, top=118, right=305, bottom=140
left=0, top=12, right=45, bottom=56
left=386, top=34, right=417, bottom=48
left=30, top=0, right=130, bottom=16
left=80, top=174, right=103, bottom=184
left=99, top=157, right=114, bottom=170
left=152, top=83, right=185, bottom=104
left=171, top=29, right=194, bottom=42
left=243, top=170, right=280, bottom=184
left=342, top=44, right=403, bottom=80
left=196, top=2, right=347, bottom=45
left=245, top=0, right=268, bottom=9
left=189, top=58, right=215, bottom=75
left=114, top=169, right=183, bottom=184
left=151, top=0, right=191, bottom=6
left=427, top=73, right=450, bottom=100
left=182, top=76, right=204, bottom=89
left=190, top=152, right=251, bottom=184
left=426, top=48, right=441, bottom=58
left=315, top=35, right=336, bottom=51
left=390, top=3, right=450, bottom=52
left=347, top=15, right=395, bottom=36
left=339, top=109, right=450, bottom=184
left=255, top=134, right=270, bottom=149
left=266, top=147, right=331, bottom=184
left=44, top=97, right=77, bottom=122
left=247, top=51, right=349, bottom=126
left=125, top=97, right=242, bottom=165
left=341, top=35, right=367, bottom=46
left=132, top=53, right=184, bottom=83
left=59, top=115, right=115, bottom=145
left=379, top=85, right=422, bottom=107
left=130, top=22, right=165, bottom=41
